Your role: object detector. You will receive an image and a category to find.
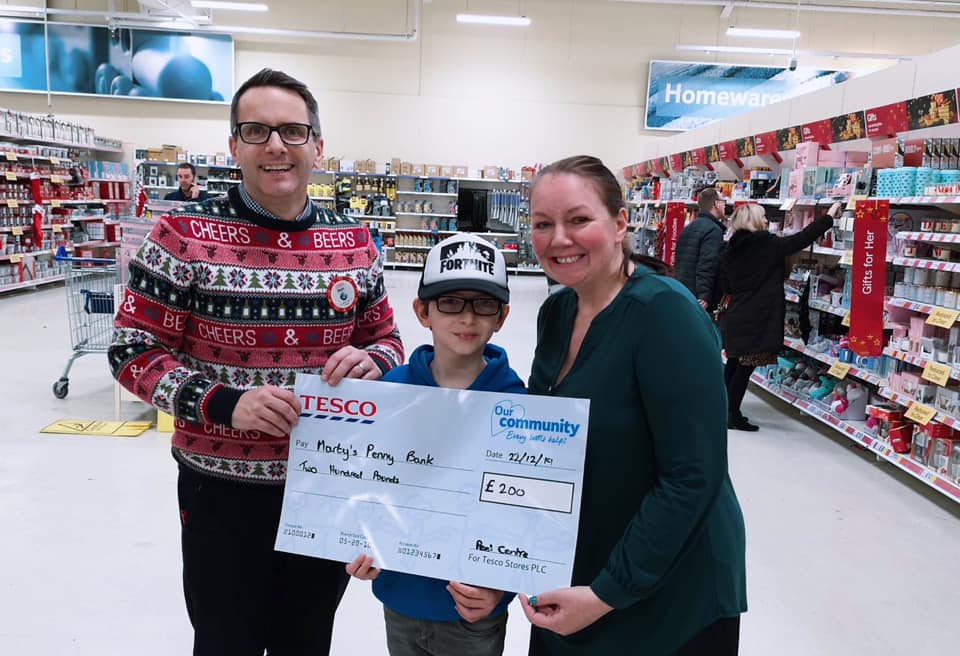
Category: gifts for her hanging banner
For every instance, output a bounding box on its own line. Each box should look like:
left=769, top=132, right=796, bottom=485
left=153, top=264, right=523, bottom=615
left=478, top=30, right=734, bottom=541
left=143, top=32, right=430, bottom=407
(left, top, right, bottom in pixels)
left=849, top=200, right=889, bottom=356
left=662, top=202, right=686, bottom=267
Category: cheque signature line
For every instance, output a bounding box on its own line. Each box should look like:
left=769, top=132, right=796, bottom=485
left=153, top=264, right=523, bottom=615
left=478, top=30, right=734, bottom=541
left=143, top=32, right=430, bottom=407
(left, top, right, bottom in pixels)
left=483, top=457, right=576, bottom=472
left=469, top=549, right=567, bottom=566
left=293, top=491, right=467, bottom=518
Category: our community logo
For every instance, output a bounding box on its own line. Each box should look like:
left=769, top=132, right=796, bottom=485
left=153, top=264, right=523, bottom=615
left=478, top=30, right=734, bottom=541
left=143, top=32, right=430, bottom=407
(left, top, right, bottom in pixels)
left=489, top=400, right=580, bottom=446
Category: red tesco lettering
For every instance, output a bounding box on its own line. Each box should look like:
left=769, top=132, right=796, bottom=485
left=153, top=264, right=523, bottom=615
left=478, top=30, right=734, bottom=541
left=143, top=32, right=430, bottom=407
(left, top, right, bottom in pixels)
left=299, top=395, right=377, bottom=417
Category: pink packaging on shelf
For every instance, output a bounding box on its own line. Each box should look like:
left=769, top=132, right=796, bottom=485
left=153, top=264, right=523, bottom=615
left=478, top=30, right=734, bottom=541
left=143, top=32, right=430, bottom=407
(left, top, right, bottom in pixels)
left=795, top=141, right=821, bottom=168
left=843, top=151, right=870, bottom=167
left=817, top=150, right=846, bottom=166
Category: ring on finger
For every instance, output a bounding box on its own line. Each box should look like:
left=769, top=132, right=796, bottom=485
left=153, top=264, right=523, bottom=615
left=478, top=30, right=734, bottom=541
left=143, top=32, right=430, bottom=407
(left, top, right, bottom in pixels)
left=355, top=362, right=368, bottom=374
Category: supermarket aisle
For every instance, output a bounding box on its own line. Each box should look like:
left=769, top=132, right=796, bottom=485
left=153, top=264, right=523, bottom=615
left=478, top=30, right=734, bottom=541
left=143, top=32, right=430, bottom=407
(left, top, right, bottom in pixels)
left=1, top=271, right=958, bottom=656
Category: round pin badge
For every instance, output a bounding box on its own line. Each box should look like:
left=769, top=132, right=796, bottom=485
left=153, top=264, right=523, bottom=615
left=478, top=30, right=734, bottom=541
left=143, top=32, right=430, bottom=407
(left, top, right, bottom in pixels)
left=327, top=277, right=359, bottom=313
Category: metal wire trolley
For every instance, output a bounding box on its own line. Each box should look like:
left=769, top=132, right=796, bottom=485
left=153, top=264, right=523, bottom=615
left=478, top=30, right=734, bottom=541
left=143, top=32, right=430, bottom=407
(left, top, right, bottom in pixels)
left=52, top=246, right=119, bottom=399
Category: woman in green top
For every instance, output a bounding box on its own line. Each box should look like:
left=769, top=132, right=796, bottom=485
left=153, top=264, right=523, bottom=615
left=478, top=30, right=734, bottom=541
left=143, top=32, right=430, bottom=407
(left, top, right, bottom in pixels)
left=521, top=156, right=747, bottom=655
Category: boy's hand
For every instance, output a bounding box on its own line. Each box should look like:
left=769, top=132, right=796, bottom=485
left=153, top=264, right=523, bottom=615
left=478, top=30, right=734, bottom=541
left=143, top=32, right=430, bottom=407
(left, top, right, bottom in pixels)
left=345, top=554, right=381, bottom=580
left=447, top=581, right=504, bottom=623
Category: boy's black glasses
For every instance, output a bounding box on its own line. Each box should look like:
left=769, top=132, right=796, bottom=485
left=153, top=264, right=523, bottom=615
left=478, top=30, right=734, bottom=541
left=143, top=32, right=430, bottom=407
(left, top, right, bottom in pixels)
left=434, top=296, right=502, bottom=316
left=234, top=122, right=313, bottom=145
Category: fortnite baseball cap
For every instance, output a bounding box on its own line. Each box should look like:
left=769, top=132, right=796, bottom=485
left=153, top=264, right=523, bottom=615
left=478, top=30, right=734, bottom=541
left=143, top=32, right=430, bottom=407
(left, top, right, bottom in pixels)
left=418, top=233, right=509, bottom=303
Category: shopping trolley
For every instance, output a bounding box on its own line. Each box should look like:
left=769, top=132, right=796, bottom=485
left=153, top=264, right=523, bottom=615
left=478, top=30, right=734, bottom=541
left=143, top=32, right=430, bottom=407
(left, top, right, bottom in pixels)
left=52, top=246, right=119, bottom=399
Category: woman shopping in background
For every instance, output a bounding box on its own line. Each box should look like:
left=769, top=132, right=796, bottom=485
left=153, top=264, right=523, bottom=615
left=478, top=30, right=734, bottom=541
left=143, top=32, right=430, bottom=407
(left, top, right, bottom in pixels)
left=720, top=201, right=842, bottom=431
left=521, top=156, right=746, bottom=655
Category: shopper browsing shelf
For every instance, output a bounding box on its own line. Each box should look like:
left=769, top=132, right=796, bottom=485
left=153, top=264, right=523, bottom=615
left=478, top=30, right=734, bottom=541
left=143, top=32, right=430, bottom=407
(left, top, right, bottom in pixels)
left=109, top=68, right=404, bottom=656
left=163, top=162, right=210, bottom=201
left=674, top=186, right=727, bottom=312
left=345, top=232, right=525, bottom=656
left=719, top=201, right=841, bottom=431
left=522, top=156, right=746, bottom=656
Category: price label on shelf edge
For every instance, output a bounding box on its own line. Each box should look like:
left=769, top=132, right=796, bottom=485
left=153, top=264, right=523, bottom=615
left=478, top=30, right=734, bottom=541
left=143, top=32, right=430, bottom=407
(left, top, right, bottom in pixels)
left=926, top=307, right=960, bottom=329
left=905, top=402, right=938, bottom=426
left=9, top=254, right=21, bottom=263
left=840, top=250, right=854, bottom=266
left=921, top=361, right=952, bottom=387
left=828, top=361, right=851, bottom=380
left=49, top=157, right=60, bottom=165
left=4, top=171, right=15, bottom=181
left=4, top=152, right=17, bottom=162
left=50, top=175, right=62, bottom=184
left=6, top=199, right=17, bottom=208
left=52, top=224, right=62, bottom=233
left=11, top=226, right=23, bottom=236
left=50, top=199, right=60, bottom=208
left=841, top=312, right=851, bottom=327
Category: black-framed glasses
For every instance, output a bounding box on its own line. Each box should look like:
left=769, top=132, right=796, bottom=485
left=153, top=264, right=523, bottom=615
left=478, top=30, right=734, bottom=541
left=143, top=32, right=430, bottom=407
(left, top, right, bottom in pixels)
left=234, top=122, right=314, bottom=145
left=434, top=296, right=502, bottom=316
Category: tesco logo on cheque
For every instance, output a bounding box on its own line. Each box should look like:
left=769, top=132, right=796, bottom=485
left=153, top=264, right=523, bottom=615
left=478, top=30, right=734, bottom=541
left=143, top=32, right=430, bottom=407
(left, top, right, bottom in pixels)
left=299, top=394, right=377, bottom=424
left=491, top=400, right=581, bottom=446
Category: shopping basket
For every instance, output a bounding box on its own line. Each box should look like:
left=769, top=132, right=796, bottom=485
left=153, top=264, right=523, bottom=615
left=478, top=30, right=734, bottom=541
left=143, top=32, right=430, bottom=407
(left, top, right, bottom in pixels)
left=52, top=246, right=119, bottom=399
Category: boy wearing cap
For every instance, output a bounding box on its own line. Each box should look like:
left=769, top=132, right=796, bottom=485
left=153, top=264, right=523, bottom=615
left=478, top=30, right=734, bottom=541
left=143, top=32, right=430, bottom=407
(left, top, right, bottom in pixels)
left=346, top=233, right=525, bottom=656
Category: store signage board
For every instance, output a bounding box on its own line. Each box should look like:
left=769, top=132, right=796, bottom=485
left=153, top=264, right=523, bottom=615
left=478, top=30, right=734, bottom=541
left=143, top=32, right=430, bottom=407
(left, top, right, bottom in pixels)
left=906, top=89, right=958, bottom=131
left=926, top=308, right=960, bottom=329
left=669, top=153, right=683, bottom=171
left=802, top=118, right=834, bottom=143
left=663, top=203, right=685, bottom=267
left=777, top=126, right=802, bottom=151
left=718, top=140, right=739, bottom=161
left=754, top=131, right=779, bottom=157
left=736, top=137, right=755, bottom=158
left=0, top=19, right=234, bottom=104
left=830, top=112, right=867, bottom=142
left=921, top=361, right=951, bottom=387
left=905, top=403, right=937, bottom=426
left=645, top=60, right=851, bottom=131
left=691, top=147, right=708, bottom=166
left=828, top=362, right=851, bottom=380
left=865, top=101, right=909, bottom=138
left=849, top=200, right=889, bottom=357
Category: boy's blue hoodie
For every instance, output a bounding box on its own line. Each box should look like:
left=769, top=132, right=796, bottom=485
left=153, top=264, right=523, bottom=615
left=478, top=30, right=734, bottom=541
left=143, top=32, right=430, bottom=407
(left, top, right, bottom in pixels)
left=372, top=342, right=525, bottom=622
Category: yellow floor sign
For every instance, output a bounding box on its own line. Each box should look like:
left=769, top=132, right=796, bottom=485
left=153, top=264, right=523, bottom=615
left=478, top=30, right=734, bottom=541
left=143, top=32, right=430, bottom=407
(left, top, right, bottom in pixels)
left=40, top=419, right=153, bottom=437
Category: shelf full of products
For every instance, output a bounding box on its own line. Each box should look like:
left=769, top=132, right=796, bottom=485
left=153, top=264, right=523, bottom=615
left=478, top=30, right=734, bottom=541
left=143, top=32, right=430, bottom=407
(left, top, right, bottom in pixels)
left=765, top=195, right=960, bottom=504
left=0, top=122, right=129, bottom=294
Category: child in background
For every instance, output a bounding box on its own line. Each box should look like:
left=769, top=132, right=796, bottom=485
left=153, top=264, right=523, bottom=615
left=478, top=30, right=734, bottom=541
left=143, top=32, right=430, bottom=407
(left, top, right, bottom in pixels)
left=346, top=233, right=525, bottom=656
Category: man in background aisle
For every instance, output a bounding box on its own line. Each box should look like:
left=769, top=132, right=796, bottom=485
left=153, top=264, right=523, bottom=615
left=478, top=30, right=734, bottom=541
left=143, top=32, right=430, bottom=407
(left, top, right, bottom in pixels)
left=109, top=68, right=404, bottom=655
left=164, top=162, right=210, bottom=201
left=674, top=187, right=726, bottom=312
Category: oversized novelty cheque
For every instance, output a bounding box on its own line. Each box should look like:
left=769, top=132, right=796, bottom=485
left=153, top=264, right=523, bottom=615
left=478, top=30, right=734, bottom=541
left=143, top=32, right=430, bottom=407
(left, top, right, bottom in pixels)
left=275, top=374, right=589, bottom=593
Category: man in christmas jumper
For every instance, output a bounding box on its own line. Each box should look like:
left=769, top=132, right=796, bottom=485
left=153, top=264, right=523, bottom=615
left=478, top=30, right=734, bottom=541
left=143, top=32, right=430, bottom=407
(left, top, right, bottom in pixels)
left=109, top=68, right=404, bottom=655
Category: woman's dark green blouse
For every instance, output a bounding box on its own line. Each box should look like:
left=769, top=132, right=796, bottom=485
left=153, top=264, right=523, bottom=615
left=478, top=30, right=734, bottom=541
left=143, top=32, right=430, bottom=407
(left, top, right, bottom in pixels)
left=528, top=267, right=747, bottom=655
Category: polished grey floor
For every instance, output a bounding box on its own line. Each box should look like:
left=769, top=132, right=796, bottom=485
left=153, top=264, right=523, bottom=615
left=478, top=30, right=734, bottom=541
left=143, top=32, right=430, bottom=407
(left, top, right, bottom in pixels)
left=1, top=270, right=958, bottom=655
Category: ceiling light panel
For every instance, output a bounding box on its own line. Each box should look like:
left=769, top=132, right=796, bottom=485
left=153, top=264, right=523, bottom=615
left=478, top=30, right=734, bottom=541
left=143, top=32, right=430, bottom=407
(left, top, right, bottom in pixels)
left=455, top=14, right=532, bottom=27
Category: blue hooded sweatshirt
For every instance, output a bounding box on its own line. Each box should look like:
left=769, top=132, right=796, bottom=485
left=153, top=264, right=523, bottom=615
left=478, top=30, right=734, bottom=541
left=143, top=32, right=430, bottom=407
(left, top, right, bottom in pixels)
left=372, top=342, right=526, bottom=622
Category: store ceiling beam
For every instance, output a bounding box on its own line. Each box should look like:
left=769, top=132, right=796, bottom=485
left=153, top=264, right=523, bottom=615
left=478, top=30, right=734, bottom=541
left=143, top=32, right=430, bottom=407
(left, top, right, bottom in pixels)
left=609, top=0, right=960, bottom=19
